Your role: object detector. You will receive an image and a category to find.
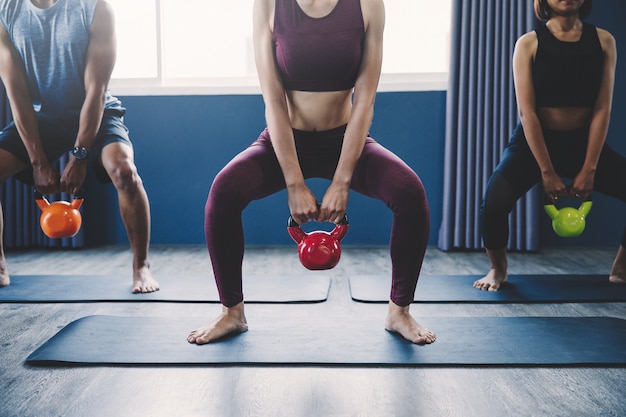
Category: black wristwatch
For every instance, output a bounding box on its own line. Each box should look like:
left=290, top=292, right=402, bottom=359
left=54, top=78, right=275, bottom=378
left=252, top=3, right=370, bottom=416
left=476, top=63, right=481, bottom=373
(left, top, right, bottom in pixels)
left=71, top=146, right=88, bottom=160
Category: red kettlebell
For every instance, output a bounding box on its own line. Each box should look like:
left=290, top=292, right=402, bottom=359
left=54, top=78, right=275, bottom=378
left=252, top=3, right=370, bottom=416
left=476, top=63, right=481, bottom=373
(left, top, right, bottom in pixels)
left=35, top=191, right=83, bottom=239
left=287, top=213, right=349, bottom=270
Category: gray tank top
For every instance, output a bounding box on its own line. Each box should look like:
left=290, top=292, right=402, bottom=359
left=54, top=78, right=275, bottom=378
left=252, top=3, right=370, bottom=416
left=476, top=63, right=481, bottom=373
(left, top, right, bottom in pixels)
left=0, top=0, right=117, bottom=118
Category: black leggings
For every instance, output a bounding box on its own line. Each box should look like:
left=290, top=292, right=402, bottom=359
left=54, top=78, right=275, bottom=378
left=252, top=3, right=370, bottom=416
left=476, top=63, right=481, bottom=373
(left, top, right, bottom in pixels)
left=481, top=123, right=626, bottom=249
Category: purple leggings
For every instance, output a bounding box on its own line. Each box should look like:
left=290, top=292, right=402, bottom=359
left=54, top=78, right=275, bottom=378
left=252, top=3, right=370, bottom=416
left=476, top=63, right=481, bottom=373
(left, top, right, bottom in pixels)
left=205, top=125, right=430, bottom=307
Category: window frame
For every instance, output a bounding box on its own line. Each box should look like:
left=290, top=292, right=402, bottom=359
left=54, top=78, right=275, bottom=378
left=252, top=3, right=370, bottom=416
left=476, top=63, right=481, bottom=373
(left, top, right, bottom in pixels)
left=109, top=72, right=448, bottom=96
left=108, top=0, right=450, bottom=96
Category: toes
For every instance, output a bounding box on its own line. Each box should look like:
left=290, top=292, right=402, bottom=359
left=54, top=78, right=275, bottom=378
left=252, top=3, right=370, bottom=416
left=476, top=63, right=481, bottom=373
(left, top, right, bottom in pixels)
left=192, top=334, right=209, bottom=345
left=474, top=279, right=501, bottom=292
left=414, top=331, right=436, bottom=344
left=421, top=330, right=436, bottom=343
left=132, top=281, right=160, bottom=293
left=187, top=330, right=203, bottom=344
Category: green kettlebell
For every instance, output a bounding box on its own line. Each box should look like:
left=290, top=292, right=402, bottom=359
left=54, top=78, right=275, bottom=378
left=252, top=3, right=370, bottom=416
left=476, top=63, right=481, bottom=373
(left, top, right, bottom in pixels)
left=544, top=201, right=593, bottom=238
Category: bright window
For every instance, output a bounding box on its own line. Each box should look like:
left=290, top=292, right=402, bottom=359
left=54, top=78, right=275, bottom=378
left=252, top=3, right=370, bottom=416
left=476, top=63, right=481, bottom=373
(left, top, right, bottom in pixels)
left=108, top=0, right=157, bottom=79
left=108, top=0, right=451, bottom=95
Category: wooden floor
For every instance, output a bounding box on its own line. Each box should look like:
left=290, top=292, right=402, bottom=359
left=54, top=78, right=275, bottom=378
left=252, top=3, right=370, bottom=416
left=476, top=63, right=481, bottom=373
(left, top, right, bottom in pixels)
left=1, top=245, right=626, bottom=417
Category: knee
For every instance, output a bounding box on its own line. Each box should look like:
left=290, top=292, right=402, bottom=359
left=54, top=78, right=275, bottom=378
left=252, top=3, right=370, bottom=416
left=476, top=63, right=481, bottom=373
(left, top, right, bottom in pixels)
left=391, top=174, right=429, bottom=216
left=481, top=172, right=518, bottom=220
left=108, top=160, right=143, bottom=193
left=207, top=169, right=235, bottom=205
left=205, top=168, right=246, bottom=217
left=479, top=199, right=491, bottom=220
left=480, top=196, right=509, bottom=221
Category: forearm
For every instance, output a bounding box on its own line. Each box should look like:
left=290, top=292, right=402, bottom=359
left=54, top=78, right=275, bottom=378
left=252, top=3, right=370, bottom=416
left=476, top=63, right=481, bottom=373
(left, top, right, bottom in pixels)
left=582, top=108, right=611, bottom=172
left=332, top=97, right=374, bottom=186
left=264, top=99, right=305, bottom=189
left=519, top=112, right=555, bottom=175
left=10, top=100, right=46, bottom=166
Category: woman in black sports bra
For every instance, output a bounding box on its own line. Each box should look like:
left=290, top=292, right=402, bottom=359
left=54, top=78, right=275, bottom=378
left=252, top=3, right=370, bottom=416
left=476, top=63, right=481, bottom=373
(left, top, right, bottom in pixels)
left=475, top=0, right=626, bottom=291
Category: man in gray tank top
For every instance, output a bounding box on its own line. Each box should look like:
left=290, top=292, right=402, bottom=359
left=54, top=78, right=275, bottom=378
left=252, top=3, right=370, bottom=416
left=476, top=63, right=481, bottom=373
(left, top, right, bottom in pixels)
left=0, top=0, right=159, bottom=293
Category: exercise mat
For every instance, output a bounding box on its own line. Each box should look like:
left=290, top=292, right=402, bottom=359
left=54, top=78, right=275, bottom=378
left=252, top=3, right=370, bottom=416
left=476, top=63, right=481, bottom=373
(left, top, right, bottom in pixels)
left=26, top=315, right=626, bottom=366
left=348, top=274, right=626, bottom=303
left=0, top=274, right=330, bottom=303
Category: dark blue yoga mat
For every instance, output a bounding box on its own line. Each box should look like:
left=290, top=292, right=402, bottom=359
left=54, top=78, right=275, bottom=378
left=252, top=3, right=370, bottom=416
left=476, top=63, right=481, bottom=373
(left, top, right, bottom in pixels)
left=0, top=274, right=330, bottom=303
left=349, top=274, right=626, bottom=303
left=25, top=315, right=626, bottom=366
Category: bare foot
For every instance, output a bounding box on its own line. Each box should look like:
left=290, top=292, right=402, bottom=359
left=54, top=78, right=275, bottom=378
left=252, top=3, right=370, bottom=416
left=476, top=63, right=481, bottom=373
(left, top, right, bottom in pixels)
left=610, top=275, right=626, bottom=284
left=385, top=301, right=436, bottom=344
left=609, top=245, right=626, bottom=284
left=188, top=302, right=248, bottom=345
left=0, top=258, right=9, bottom=287
left=473, top=268, right=507, bottom=291
left=132, top=263, right=159, bottom=293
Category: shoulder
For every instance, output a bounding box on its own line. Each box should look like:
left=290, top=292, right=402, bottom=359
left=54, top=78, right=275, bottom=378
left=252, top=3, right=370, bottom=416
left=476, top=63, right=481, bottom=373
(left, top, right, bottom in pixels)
left=360, top=0, right=384, bottom=30
left=254, top=0, right=274, bottom=15
left=517, top=31, right=538, bottom=48
left=253, top=0, right=274, bottom=23
left=514, top=31, right=538, bottom=55
left=360, top=0, right=384, bottom=17
left=594, top=27, right=616, bottom=53
left=90, top=0, right=115, bottom=39
left=0, top=0, right=20, bottom=29
left=94, top=0, right=114, bottom=20
left=512, top=31, right=538, bottom=66
left=0, top=0, right=15, bottom=12
left=253, top=0, right=274, bottom=34
left=92, top=0, right=114, bottom=27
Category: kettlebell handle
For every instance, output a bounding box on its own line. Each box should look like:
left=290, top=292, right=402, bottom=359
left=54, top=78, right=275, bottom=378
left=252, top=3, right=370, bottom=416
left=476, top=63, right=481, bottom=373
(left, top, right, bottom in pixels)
left=544, top=200, right=593, bottom=219
left=33, top=188, right=84, bottom=201
left=34, top=188, right=84, bottom=211
left=287, top=212, right=349, bottom=228
left=543, top=186, right=592, bottom=204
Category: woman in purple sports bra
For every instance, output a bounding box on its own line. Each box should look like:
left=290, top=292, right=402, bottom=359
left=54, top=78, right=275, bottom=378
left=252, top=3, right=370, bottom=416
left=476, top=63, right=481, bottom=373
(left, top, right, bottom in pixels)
left=188, top=0, right=436, bottom=345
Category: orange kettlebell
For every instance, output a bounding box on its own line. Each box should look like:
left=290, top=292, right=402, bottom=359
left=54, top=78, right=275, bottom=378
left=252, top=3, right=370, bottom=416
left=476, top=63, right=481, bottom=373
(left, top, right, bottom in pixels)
left=287, top=213, right=349, bottom=270
left=35, top=191, right=83, bottom=239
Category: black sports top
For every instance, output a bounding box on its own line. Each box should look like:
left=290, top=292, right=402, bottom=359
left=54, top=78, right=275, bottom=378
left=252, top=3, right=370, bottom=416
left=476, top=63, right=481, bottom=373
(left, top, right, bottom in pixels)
left=533, top=22, right=604, bottom=108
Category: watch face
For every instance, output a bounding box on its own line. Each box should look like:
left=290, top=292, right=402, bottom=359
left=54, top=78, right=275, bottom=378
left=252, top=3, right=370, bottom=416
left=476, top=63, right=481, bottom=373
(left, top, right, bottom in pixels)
left=72, top=147, right=88, bottom=160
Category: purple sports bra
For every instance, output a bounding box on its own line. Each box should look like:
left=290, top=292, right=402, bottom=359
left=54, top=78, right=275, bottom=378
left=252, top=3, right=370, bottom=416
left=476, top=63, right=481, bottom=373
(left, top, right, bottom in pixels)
left=273, top=0, right=365, bottom=92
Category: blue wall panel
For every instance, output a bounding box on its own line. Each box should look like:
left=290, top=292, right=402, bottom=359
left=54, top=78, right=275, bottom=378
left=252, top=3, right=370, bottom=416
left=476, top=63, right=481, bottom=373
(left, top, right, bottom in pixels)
left=83, top=92, right=447, bottom=247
